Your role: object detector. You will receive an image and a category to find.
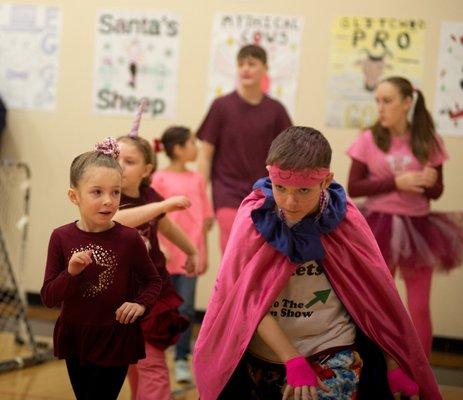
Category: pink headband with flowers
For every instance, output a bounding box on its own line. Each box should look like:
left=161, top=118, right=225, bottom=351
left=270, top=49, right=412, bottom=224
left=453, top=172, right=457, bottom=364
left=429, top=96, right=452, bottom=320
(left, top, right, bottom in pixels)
left=95, top=137, right=120, bottom=158
left=267, top=165, right=330, bottom=187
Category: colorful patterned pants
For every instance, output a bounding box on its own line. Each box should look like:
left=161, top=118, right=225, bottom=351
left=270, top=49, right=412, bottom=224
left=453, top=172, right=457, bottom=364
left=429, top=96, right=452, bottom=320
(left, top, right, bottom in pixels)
left=219, top=348, right=362, bottom=400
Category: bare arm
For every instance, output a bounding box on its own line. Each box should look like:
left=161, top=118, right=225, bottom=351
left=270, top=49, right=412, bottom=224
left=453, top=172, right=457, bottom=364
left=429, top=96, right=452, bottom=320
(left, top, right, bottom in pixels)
left=256, top=313, right=300, bottom=362
left=257, top=314, right=328, bottom=400
left=384, top=352, right=420, bottom=400
left=114, top=196, right=190, bottom=228
left=158, top=217, right=196, bottom=256
left=198, top=141, right=215, bottom=183
left=158, top=216, right=199, bottom=275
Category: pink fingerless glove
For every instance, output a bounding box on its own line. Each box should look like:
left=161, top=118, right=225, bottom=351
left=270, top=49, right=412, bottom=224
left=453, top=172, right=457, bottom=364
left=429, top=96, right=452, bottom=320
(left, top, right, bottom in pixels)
left=387, top=367, right=419, bottom=396
left=284, top=356, right=317, bottom=387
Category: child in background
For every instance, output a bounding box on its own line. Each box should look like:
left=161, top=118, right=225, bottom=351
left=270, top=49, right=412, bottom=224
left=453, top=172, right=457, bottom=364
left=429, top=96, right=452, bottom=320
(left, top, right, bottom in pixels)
left=114, top=102, right=200, bottom=400
left=194, top=127, right=441, bottom=400
left=197, top=44, right=292, bottom=253
left=347, top=76, right=463, bottom=357
left=152, top=126, right=213, bottom=383
left=41, top=138, right=162, bottom=400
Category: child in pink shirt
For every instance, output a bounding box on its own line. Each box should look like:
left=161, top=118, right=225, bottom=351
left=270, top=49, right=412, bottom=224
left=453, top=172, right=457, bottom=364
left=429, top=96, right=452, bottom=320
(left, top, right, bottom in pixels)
left=347, top=76, right=463, bottom=357
left=152, top=126, right=213, bottom=383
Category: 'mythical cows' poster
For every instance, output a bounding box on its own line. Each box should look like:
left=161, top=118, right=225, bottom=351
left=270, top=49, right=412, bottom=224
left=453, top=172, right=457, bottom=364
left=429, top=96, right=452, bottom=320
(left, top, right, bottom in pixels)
left=326, top=16, right=426, bottom=128
left=92, top=9, right=180, bottom=118
left=206, top=12, right=303, bottom=118
left=434, top=21, right=463, bottom=137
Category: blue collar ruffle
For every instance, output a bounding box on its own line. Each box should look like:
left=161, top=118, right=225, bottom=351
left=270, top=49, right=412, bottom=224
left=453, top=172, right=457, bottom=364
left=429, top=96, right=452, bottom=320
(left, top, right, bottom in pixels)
left=250, top=177, right=347, bottom=263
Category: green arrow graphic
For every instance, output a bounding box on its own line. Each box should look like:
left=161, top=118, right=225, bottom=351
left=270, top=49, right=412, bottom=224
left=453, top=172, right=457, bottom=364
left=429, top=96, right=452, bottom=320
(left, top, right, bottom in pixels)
left=305, top=289, right=331, bottom=309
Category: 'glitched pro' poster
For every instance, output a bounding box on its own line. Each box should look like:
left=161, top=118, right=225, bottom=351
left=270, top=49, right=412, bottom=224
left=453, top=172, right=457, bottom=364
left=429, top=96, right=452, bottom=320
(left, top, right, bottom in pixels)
left=326, top=16, right=426, bottom=128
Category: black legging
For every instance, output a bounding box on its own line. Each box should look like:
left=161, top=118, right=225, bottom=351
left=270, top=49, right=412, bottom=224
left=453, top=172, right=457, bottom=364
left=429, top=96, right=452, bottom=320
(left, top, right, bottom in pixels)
left=65, top=358, right=128, bottom=400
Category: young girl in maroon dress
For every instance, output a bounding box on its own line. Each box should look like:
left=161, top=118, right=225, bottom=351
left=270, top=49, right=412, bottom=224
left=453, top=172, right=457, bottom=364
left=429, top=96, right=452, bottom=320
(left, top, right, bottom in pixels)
left=41, top=138, right=162, bottom=400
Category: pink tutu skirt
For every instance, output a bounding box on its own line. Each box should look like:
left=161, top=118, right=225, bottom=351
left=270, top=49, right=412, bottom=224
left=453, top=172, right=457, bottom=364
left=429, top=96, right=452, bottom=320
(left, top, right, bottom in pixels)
left=360, top=208, right=463, bottom=273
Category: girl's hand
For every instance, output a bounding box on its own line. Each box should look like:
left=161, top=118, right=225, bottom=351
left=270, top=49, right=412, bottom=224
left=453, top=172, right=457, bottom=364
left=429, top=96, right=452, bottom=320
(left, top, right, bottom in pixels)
left=387, top=368, right=419, bottom=400
left=163, top=196, right=191, bottom=213
left=68, top=250, right=93, bottom=276
left=282, top=356, right=330, bottom=400
left=115, top=302, right=146, bottom=324
left=420, top=165, right=438, bottom=188
left=183, top=252, right=200, bottom=277
left=394, top=172, right=426, bottom=193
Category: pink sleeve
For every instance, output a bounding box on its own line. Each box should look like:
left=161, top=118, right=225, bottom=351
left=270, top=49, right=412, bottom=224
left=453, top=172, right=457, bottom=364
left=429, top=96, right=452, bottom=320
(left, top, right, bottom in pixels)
left=151, top=172, right=166, bottom=198
left=198, top=174, right=214, bottom=220
left=428, top=135, right=449, bottom=167
left=347, top=130, right=371, bottom=164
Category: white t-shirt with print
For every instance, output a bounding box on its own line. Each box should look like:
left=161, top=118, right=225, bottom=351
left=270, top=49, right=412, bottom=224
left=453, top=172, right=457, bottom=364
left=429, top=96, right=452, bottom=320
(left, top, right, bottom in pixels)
left=248, top=259, right=356, bottom=363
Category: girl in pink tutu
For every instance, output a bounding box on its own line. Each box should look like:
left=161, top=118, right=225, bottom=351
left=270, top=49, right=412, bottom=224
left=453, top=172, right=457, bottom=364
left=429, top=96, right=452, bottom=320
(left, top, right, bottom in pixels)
left=347, top=76, right=463, bottom=357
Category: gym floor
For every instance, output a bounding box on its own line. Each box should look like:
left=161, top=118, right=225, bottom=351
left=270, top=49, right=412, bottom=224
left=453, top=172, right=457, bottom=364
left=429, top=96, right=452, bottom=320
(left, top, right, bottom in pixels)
left=0, top=306, right=462, bottom=400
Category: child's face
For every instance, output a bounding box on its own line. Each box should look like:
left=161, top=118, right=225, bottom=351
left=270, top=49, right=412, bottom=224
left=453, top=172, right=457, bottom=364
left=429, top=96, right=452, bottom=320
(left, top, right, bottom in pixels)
left=68, top=166, right=121, bottom=231
left=272, top=176, right=333, bottom=224
left=237, top=56, right=267, bottom=89
left=174, top=135, right=198, bottom=163
left=118, top=141, right=153, bottom=193
left=375, top=81, right=412, bottom=130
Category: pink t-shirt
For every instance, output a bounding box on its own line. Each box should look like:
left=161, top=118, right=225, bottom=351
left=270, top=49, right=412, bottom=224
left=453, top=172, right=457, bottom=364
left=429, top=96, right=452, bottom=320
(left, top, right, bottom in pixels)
left=151, top=170, right=213, bottom=275
left=347, top=130, right=448, bottom=216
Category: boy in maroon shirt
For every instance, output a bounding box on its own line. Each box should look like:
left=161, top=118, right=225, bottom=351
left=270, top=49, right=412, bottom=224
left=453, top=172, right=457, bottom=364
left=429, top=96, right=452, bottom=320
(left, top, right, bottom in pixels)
left=197, top=44, right=292, bottom=253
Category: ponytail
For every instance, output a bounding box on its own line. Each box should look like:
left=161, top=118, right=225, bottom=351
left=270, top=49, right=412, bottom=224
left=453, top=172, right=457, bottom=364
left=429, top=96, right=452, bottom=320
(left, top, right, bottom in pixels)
left=160, top=126, right=191, bottom=160
left=371, top=77, right=439, bottom=163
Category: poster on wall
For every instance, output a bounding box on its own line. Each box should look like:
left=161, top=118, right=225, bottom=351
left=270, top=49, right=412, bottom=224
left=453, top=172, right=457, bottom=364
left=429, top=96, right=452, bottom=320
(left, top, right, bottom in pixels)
left=207, top=12, right=304, bottom=117
left=326, top=16, right=426, bottom=128
left=92, top=10, right=180, bottom=118
left=0, top=4, right=61, bottom=111
left=434, top=21, right=463, bottom=137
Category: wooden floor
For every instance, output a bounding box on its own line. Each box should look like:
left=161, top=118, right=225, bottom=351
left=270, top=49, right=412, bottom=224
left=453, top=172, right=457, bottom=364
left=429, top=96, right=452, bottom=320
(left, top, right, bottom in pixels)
left=0, top=306, right=462, bottom=399
left=1, top=344, right=463, bottom=400
left=0, top=335, right=197, bottom=400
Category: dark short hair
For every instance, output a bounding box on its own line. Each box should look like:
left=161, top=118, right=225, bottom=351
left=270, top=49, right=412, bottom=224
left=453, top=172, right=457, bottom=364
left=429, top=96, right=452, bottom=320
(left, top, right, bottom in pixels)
left=117, top=135, right=156, bottom=186
left=266, top=126, right=332, bottom=170
left=237, top=44, right=267, bottom=65
left=161, top=126, right=191, bottom=159
left=70, top=151, right=122, bottom=188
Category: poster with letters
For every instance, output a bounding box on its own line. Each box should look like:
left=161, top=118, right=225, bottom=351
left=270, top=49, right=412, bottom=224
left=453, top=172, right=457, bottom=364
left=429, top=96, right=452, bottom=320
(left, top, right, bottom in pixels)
left=326, top=16, right=426, bottom=128
left=0, top=4, right=61, bottom=111
left=434, top=21, right=463, bottom=137
left=207, top=12, right=303, bottom=117
left=92, top=10, right=180, bottom=118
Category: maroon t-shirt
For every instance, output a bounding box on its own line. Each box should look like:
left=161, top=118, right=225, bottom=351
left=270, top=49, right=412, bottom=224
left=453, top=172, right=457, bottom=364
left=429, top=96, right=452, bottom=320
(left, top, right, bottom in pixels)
left=120, top=185, right=189, bottom=348
left=41, top=222, right=162, bottom=366
left=197, top=91, right=292, bottom=209
left=120, top=185, right=166, bottom=268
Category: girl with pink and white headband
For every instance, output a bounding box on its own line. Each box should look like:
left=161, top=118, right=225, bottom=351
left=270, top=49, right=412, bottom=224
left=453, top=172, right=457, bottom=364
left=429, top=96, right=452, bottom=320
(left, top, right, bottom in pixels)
left=194, top=126, right=440, bottom=400
left=112, top=100, right=200, bottom=400
left=41, top=138, right=162, bottom=400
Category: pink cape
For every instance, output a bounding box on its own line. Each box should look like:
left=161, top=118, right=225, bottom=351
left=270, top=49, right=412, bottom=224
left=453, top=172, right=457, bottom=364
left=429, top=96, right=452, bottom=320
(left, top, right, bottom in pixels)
left=193, top=189, right=441, bottom=400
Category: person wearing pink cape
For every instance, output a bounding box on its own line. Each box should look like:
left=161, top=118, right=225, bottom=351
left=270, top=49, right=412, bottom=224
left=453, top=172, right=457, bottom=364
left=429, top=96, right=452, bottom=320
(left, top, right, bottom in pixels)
left=347, top=76, right=463, bottom=358
left=194, top=127, right=441, bottom=400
